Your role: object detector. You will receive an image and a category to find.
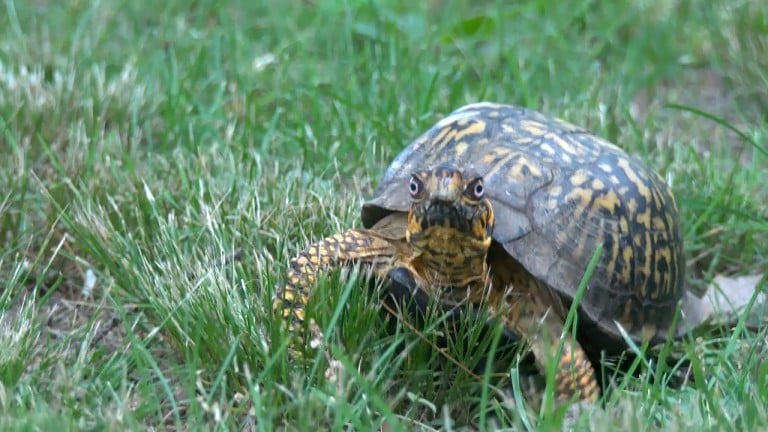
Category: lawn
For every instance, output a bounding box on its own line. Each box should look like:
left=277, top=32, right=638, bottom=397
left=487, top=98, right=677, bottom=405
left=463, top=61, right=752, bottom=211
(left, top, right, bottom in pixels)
left=1, top=0, right=767, bottom=430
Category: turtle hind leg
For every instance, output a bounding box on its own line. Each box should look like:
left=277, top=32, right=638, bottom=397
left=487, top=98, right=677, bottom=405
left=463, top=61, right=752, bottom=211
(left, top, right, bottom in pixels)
left=551, top=334, right=600, bottom=403
left=500, top=284, right=600, bottom=406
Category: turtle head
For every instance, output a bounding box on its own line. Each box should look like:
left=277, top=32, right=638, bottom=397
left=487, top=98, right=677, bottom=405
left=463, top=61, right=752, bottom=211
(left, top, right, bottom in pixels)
left=405, top=164, right=494, bottom=254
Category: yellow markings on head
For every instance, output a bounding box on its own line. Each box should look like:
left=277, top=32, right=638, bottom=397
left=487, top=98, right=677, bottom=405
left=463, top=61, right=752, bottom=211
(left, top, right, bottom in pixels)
left=472, top=204, right=494, bottom=245
left=403, top=165, right=493, bottom=288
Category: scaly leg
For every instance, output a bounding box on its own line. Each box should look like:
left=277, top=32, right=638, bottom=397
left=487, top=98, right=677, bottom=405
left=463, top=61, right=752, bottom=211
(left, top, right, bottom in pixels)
left=500, top=286, right=600, bottom=404
left=275, top=214, right=405, bottom=328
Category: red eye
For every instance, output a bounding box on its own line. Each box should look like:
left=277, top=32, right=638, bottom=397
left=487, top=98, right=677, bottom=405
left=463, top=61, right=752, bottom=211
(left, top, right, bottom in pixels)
left=409, top=176, right=423, bottom=197
left=468, top=178, right=484, bottom=199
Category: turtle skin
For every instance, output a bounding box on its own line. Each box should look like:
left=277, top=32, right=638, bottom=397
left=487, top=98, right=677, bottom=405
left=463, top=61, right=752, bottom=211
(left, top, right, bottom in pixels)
left=276, top=102, right=692, bottom=405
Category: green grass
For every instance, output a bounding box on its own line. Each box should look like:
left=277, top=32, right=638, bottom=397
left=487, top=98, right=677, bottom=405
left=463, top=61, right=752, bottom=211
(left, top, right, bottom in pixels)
left=1, top=0, right=767, bottom=430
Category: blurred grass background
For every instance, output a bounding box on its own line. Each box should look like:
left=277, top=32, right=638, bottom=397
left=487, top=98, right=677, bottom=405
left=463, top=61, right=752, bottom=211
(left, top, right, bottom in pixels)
left=0, top=0, right=766, bottom=430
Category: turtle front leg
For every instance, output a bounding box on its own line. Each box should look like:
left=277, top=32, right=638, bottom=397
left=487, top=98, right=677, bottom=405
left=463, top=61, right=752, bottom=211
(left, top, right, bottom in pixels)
left=501, top=288, right=600, bottom=405
left=276, top=225, right=398, bottom=329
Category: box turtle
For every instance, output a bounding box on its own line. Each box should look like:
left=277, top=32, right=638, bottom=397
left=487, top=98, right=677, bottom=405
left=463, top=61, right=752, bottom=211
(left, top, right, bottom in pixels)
left=275, top=102, right=743, bottom=404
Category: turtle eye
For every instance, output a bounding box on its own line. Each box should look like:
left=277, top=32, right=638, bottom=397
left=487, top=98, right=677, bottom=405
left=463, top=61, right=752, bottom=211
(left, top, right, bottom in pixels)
left=409, top=176, right=423, bottom=197
left=467, top=178, right=485, bottom=199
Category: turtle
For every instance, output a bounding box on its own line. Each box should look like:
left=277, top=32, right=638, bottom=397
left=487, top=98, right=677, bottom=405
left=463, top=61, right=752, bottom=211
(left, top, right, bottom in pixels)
left=274, top=102, right=749, bottom=404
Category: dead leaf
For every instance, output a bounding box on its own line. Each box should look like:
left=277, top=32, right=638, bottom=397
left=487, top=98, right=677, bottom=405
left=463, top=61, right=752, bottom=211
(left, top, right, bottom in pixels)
left=682, top=274, right=766, bottom=332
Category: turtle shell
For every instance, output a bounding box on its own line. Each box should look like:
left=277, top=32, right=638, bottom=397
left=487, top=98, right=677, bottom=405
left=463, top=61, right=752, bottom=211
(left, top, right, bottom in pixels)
left=362, top=102, right=692, bottom=345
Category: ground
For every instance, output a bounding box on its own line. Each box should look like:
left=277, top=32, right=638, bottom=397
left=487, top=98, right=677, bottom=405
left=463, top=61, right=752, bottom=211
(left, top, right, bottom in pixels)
left=0, top=0, right=767, bottom=430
